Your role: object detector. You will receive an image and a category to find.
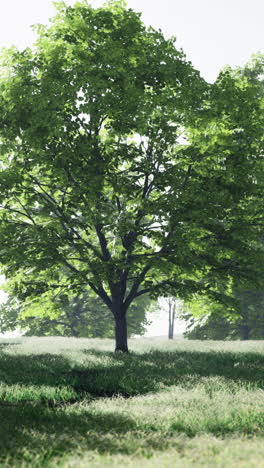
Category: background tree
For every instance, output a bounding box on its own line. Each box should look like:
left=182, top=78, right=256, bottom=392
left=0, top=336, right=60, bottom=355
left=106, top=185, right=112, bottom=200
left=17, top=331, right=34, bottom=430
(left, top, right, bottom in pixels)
left=158, top=297, right=184, bottom=339
left=0, top=1, right=263, bottom=351
left=0, top=287, right=153, bottom=337
left=168, top=297, right=176, bottom=339
left=182, top=289, right=264, bottom=340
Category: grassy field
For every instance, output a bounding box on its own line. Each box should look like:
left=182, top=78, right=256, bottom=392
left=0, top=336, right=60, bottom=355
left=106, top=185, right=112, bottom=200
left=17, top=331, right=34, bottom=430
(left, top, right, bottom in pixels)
left=0, top=337, right=263, bottom=467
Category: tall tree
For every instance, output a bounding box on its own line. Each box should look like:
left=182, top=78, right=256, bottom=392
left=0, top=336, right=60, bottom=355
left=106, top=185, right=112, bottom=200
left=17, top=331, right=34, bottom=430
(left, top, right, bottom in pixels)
left=0, top=1, right=263, bottom=351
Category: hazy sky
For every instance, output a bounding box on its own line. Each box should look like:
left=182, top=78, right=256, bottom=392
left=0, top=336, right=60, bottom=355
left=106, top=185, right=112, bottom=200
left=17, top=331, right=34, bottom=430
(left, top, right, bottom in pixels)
left=0, top=0, right=263, bottom=335
left=0, top=0, right=263, bottom=82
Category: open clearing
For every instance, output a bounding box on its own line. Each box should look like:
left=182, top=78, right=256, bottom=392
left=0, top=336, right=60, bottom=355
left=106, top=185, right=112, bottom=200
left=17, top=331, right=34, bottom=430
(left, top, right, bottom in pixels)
left=0, top=337, right=263, bottom=467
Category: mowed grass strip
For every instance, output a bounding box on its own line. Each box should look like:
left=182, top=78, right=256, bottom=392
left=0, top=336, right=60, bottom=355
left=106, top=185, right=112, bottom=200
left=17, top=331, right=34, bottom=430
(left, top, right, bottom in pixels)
left=0, top=337, right=263, bottom=467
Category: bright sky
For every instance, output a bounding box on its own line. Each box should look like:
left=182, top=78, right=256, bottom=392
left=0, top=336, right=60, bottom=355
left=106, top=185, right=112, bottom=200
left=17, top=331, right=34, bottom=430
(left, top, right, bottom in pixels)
left=0, top=0, right=263, bottom=336
left=0, top=0, right=263, bottom=82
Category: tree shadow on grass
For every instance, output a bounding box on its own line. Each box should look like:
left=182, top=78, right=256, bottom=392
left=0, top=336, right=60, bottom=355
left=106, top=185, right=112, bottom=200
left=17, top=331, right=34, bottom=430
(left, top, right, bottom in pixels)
left=72, top=348, right=264, bottom=396
left=0, top=352, right=75, bottom=388
left=0, top=346, right=264, bottom=465
left=0, top=347, right=264, bottom=398
left=0, top=404, right=165, bottom=466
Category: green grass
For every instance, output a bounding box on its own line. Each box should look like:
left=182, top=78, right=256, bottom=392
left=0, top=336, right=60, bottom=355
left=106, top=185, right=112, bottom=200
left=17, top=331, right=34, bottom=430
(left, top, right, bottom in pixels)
left=0, top=337, right=264, bottom=467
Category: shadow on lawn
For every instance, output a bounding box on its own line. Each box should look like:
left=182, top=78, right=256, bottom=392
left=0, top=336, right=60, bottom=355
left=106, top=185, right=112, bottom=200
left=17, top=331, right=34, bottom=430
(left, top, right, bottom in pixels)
left=0, top=347, right=264, bottom=398
left=0, top=404, right=164, bottom=465
left=0, top=346, right=264, bottom=464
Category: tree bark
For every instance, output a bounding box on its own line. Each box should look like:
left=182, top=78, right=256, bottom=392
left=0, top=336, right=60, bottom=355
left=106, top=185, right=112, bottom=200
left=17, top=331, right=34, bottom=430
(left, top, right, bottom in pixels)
left=168, top=298, right=176, bottom=339
left=114, top=313, right=129, bottom=352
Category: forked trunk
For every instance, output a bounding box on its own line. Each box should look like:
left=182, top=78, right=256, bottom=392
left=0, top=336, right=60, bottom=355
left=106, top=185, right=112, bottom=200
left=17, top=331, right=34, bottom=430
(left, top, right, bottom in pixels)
left=114, top=313, right=128, bottom=352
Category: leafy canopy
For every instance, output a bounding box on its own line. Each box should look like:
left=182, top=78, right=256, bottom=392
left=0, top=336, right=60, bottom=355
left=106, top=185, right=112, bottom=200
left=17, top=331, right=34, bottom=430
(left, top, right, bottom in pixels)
left=0, top=1, right=263, bottom=323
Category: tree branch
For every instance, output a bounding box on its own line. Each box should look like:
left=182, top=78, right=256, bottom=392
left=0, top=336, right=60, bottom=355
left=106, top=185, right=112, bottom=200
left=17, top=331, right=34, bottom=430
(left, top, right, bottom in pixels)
left=24, top=176, right=102, bottom=258
left=95, top=224, right=111, bottom=261
left=87, top=281, right=112, bottom=309
left=124, top=265, right=152, bottom=309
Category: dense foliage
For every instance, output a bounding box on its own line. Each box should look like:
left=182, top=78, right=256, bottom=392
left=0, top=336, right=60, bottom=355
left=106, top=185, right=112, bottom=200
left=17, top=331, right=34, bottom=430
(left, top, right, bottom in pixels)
left=0, top=0, right=263, bottom=350
left=184, top=290, right=264, bottom=340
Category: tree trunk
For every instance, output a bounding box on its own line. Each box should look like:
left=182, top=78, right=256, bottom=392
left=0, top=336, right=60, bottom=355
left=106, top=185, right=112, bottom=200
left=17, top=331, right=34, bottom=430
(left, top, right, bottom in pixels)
left=240, top=299, right=250, bottom=340
left=114, top=313, right=128, bottom=352
left=241, top=324, right=250, bottom=340
left=168, top=298, right=176, bottom=339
